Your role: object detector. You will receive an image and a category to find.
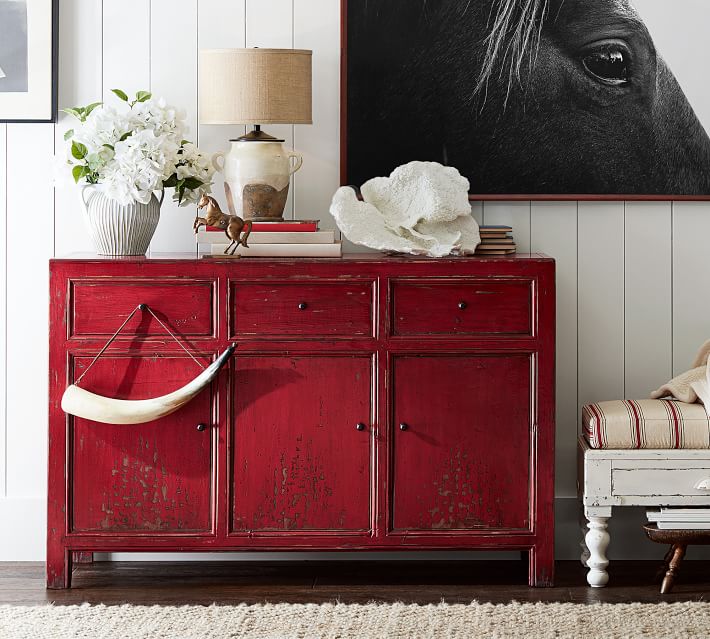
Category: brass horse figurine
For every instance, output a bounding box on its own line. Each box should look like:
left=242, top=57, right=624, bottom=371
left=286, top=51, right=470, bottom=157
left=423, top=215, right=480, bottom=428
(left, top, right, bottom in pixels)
left=194, top=194, right=252, bottom=256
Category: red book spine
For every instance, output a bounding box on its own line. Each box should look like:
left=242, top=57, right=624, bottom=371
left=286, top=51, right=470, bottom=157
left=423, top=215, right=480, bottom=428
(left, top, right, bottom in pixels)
left=206, top=223, right=318, bottom=233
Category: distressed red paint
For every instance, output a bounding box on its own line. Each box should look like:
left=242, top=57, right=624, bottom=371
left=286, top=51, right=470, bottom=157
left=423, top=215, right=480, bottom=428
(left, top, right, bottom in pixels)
left=48, top=254, right=555, bottom=589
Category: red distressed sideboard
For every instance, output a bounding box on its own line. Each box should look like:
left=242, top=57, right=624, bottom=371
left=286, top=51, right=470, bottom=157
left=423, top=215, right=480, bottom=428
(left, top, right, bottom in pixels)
left=47, top=253, right=555, bottom=588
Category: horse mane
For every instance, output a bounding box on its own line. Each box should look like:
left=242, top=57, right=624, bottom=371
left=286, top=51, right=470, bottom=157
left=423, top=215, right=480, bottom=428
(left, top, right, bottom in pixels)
left=475, top=0, right=550, bottom=106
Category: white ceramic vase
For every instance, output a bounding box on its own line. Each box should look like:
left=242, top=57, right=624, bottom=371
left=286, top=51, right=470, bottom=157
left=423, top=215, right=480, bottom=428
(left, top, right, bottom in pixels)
left=80, top=185, right=164, bottom=256
left=213, top=140, right=303, bottom=221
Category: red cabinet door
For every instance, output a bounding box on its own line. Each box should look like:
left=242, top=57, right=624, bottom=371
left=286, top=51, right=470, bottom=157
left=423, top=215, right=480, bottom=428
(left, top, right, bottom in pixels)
left=70, top=354, right=214, bottom=533
left=232, top=355, right=372, bottom=533
left=391, top=354, right=532, bottom=532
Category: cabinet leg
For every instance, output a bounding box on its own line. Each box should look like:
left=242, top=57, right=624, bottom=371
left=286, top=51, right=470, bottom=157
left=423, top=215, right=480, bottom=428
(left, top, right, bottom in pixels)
left=47, top=548, right=72, bottom=589
left=661, top=544, right=686, bottom=594
left=72, top=551, right=93, bottom=564
left=528, top=545, right=554, bottom=587
left=585, top=510, right=611, bottom=588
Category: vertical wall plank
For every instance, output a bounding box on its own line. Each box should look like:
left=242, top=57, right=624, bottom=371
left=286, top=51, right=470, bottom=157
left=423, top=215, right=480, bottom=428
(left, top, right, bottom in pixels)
left=54, top=0, right=103, bottom=256
left=294, top=0, right=340, bottom=230
left=673, top=202, right=710, bottom=374
left=197, top=0, right=247, bottom=227
left=483, top=201, right=531, bottom=252
left=149, top=0, right=199, bottom=253
left=530, top=202, right=577, bottom=496
left=102, top=0, right=151, bottom=102
left=5, top=125, right=55, bottom=497
left=247, top=0, right=295, bottom=219
left=577, top=202, right=625, bottom=409
left=470, top=201, right=483, bottom=226
left=0, top=125, right=5, bottom=497
left=624, top=202, right=672, bottom=397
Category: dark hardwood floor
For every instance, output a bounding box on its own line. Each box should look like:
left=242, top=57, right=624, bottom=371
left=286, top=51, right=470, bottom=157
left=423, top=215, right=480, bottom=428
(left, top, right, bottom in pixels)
left=2, top=560, right=710, bottom=606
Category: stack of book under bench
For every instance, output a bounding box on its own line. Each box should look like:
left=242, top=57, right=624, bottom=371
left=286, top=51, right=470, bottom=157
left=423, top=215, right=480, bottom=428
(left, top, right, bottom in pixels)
left=196, top=219, right=342, bottom=257
left=647, top=508, right=710, bottom=530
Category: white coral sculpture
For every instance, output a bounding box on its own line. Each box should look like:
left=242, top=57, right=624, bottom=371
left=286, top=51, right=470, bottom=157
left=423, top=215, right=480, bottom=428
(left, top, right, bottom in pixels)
left=330, top=161, right=480, bottom=257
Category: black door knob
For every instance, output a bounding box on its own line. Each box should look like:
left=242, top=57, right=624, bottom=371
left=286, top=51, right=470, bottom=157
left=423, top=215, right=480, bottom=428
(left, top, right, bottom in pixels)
left=356, top=423, right=366, bottom=431
left=399, top=422, right=408, bottom=431
left=196, top=423, right=207, bottom=432
left=298, top=302, right=308, bottom=310
left=458, top=301, right=468, bottom=310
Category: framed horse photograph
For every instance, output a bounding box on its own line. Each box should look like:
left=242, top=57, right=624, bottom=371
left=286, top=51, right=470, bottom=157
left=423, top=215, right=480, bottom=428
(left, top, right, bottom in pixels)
left=0, top=0, right=58, bottom=123
left=341, top=0, right=710, bottom=200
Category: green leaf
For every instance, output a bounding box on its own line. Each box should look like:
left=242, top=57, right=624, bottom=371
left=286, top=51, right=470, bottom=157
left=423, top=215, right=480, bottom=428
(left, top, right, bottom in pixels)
left=71, top=141, right=88, bottom=160
left=72, top=165, right=87, bottom=183
left=83, top=102, right=102, bottom=117
left=180, top=140, right=191, bottom=146
left=183, top=177, right=204, bottom=190
left=63, top=129, right=74, bottom=141
left=162, top=174, right=178, bottom=188
left=111, top=89, right=129, bottom=102
left=135, top=90, right=152, bottom=103
left=102, top=144, right=114, bottom=151
left=119, top=131, right=133, bottom=142
left=86, top=153, right=105, bottom=171
left=61, top=107, right=82, bottom=120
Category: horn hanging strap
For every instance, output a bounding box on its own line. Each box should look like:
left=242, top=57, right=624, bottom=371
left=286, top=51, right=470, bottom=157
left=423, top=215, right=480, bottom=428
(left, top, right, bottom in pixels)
left=74, top=303, right=205, bottom=387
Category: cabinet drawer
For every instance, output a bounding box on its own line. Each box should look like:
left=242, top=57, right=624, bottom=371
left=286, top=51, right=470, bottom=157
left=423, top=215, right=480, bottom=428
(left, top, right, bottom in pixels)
left=612, top=468, right=710, bottom=497
left=230, top=281, right=374, bottom=338
left=70, top=279, right=215, bottom=338
left=391, top=279, right=532, bottom=336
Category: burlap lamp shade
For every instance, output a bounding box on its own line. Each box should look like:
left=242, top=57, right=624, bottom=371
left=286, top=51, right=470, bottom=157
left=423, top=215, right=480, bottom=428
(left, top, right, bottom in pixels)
left=199, top=48, right=312, bottom=125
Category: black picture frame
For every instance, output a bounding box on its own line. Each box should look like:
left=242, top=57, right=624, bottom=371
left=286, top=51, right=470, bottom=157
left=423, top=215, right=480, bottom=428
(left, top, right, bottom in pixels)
left=0, top=0, right=58, bottom=124
left=341, top=0, right=710, bottom=201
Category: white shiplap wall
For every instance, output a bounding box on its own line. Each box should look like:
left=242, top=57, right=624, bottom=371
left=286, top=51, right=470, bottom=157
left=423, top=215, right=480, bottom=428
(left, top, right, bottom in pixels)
left=1, top=0, right=708, bottom=562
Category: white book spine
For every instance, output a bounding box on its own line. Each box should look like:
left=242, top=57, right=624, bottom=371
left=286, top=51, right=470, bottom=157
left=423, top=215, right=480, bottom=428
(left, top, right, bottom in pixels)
left=657, top=522, right=710, bottom=529
left=210, top=242, right=342, bottom=257
left=196, top=230, right=335, bottom=244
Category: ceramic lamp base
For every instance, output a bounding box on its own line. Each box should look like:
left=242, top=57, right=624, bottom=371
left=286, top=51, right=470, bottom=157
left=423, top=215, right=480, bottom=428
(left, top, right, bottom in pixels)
left=215, top=132, right=303, bottom=223
left=224, top=181, right=291, bottom=222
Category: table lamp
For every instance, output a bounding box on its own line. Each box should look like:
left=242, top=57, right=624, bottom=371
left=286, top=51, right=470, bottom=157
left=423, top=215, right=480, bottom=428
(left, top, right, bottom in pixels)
left=199, top=48, right=312, bottom=222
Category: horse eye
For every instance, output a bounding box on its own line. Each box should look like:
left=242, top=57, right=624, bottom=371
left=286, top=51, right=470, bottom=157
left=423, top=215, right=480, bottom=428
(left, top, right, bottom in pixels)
left=582, top=48, right=629, bottom=85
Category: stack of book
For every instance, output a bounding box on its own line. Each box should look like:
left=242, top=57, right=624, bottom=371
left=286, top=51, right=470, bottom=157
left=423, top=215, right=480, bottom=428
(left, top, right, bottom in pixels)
left=647, top=508, right=710, bottom=530
left=196, top=219, right=342, bottom=257
left=475, top=225, right=516, bottom=256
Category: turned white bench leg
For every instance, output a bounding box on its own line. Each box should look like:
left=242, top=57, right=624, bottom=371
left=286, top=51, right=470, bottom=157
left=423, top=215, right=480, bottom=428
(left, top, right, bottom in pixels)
left=580, top=533, right=591, bottom=567
left=585, top=506, right=611, bottom=587
left=579, top=510, right=591, bottom=566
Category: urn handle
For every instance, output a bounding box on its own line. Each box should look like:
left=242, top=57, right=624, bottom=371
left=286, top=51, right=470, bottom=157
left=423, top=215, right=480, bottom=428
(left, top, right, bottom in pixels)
left=287, top=152, right=303, bottom=176
left=212, top=151, right=226, bottom=173
left=79, top=184, right=97, bottom=211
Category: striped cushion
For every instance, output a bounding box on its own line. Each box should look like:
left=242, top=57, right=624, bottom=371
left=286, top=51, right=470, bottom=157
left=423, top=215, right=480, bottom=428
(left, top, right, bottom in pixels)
left=583, top=399, right=710, bottom=449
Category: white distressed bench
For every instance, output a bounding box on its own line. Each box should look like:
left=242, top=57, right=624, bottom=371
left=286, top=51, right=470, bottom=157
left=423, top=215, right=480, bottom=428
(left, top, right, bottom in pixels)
left=578, top=399, right=710, bottom=587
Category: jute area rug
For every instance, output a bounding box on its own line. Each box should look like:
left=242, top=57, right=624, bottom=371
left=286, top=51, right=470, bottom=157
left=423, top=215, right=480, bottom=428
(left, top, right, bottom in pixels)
left=1, top=601, right=709, bottom=639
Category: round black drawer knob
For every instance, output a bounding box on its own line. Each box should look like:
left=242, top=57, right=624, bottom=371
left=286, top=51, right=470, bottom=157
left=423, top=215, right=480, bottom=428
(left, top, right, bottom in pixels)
left=458, top=301, right=468, bottom=310
left=196, top=423, right=207, bottom=432
left=298, top=302, right=308, bottom=310
left=356, top=423, right=366, bottom=431
left=399, top=422, right=409, bottom=431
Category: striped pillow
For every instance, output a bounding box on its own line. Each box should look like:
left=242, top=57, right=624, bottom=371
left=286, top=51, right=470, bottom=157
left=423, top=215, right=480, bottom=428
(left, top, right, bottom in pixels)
left=583, top=399, right=710, bottom=449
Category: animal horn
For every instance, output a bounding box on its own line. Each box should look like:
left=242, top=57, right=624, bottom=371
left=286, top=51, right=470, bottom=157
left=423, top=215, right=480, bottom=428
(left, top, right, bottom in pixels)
left=61, top=344, right=236, bottom=425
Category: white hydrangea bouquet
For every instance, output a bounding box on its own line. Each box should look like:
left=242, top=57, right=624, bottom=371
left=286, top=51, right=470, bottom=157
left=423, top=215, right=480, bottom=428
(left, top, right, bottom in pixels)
left=62, top=89, right=214, bottom=206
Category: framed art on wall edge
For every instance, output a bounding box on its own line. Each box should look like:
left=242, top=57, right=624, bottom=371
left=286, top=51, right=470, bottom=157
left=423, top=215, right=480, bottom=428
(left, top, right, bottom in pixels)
left=0, top=0, right=57, bottom=123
